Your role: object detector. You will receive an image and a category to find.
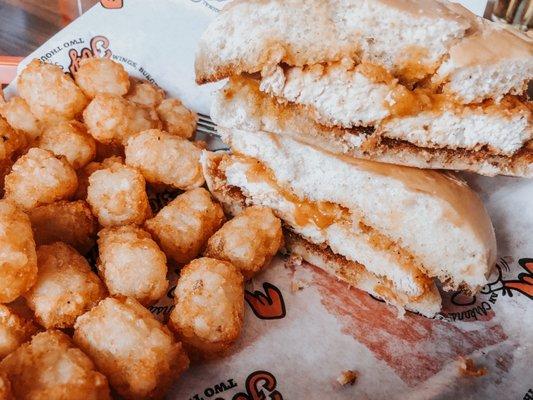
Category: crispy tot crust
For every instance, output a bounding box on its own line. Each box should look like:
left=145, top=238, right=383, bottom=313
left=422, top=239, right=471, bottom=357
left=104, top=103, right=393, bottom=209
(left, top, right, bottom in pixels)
left=0, top=200, right=38, bottom=303
left=144, top=188, right=225, bottom=264
left=74, top=57, right=130, bottom=98
left=0, top=330, right=111, bottom=400
left=83, top=94, right=161, bottom=145
left=24, top=242, right=106, bottom=329
left=156, top=99, right=197, bottom=139
left=169, top=257, right=244, bottom=358
left=125, top=129, right=204, bottom=190
left=17, top=60, right=88, bottom=122
left=126, top=79, right=165, bottom=107
left=0, top=97, right=40, bottom=141
left=0, top=117, right=27, bottom=162
left=0, top=305, right=38, bottom=360
left=29, top=200, right=97, bottom=255
left=205, top=206, right=283, bottom=279
left=4, top=148, right=78, bottom=210
left=37, top=120, right=96, bottom=169
left=97, top=225, right=168, bottom=305
left=74, top=297, right=189, bottom=400
left=87, top=162, right=151, bottom=227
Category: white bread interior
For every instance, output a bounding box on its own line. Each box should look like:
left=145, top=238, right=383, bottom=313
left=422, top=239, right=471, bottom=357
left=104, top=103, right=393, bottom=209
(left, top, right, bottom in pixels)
left=196, top=0, right=532, bottom=102
left=212, top=77, right=533, bottom=177
left=434, top=21, right=533, bottom=104
left=201, top=151, right=442, bottom=317
left=212, top=128, right=496, bottom=294
left=260, top=63, right=532, bottom=155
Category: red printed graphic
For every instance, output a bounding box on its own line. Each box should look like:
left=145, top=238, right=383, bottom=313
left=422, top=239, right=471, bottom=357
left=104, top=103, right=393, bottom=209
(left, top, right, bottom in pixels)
left=232, top=370, right=283, bottom=400
left=100, top=0, right=123, bottom=9
left=305, top=263, right=509, bottom=386
left=245, top=283, right=286, bottom=320
left=68, top=36, right=112, bottom=75
left=502, top=258, right=533, bottom=299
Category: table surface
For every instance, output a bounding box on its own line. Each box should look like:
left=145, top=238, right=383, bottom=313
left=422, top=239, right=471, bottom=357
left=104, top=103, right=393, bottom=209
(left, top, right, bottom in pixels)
left=0, top=0, right=98, bottom=56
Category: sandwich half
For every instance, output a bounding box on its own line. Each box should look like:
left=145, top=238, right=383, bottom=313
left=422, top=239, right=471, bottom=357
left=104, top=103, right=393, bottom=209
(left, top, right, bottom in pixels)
left=201, top=129, right=497, bottom=317
left=196, top=0, right=533, bottom=177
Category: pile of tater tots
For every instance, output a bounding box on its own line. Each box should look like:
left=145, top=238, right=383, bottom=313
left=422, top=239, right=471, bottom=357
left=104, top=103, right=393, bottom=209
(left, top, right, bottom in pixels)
left=0, top=58, right=284, bottom=400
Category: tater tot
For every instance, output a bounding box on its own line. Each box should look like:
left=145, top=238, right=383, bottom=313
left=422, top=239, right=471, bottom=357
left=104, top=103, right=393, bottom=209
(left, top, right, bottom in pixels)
left=125, top=129, right=204, bottom=190
left=83, top=94, right=161, bottom=144
left=169, top=257, right=244, bottom=357
left=205, top=206, right=283, bottom=279
left=17, top=60, right=88, bottom=122
left=0, top=305, right=38, bottom=360
left=74, top=297, right=189, bottom=400
left=37, top=120, right=96, bottom=169
left=97, top=225, right=168, bottom=305
left=0, top=117, right=27, bottom=162
left=0, top=200, right=37, bottom=303
left=0, top=370, right=11, bottom=399
left=29, top=200, right=97, bottom=254
left=0, top=97, right=40, bottom=141
left=0, top=330, right=111, bottom=400
left=24, top=243, right=106, bottom=329
left=125, top=79, right=165, bottom=107
left=74, top=155, right=124, bottom=200
left=4, top=148, right=78, bottom=210
left=74, top=57, right=130, bottom=98
left=145, top=188, right=225, bottom=264
left=87, top=162, right=151, bottom=227
left=156, top=99, right=197, bottom=139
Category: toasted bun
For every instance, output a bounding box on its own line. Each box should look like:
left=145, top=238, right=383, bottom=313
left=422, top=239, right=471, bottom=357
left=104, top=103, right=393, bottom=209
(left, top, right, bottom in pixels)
left=212, top=77, right=533, bottom=177
left=201, top=152, right=441, bottom=317
left=196, top=0, right=470, bottom=84
left=196, top=0, right=532, bottom=101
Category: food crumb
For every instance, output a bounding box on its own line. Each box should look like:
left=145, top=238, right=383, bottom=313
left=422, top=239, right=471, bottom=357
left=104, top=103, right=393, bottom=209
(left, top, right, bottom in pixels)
left=337, top=370, right=358, bottom=386
left=458, top=357, right=487, bottom=377
left=285, top=254, right=302, bottom=270
left=291, top=280, right=307, bottom=292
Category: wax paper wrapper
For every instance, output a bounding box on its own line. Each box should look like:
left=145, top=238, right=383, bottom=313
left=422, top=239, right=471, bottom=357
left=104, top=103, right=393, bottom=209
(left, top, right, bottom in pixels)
left=5, top=1, right=532, bottom=399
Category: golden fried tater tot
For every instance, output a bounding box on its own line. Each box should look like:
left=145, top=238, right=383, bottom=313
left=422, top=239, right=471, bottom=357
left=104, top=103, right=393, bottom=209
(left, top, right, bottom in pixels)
left=0, top=117, right=27, bottom=162
left=125, top=129, right=204, bottom=190
left=83, top=94, right=161, bottom=145
left=17, top=60, right=88, bottom=122
left=0, top=200, right=37, bottom=303
left=87, top=162, right=151, bottom=227
left=0, top=369, right=12, bottom=400
left=74, top=57, right=130, bottom=98
left=4, top=148, right=78, bottom=210
left=0, top=97, right=40, bottom=141
left=24, top=243, right=106, bottom=329
left=204, top=206, right=283, bottom=279
left=145, top=188, right=225, bottom=264
left=0, top=330, right=111, bottom=400
left=74, top=297, right=189, bottom=400
left=74, top=156, right=123, bottom=200
left=156, top=99, right=197, bottom=139
left=97, top=225, right=168, bottom=306
left=0, top=304, right=38, bottom=360
left=29, top=200, right=97, bottom=254
left=125, top=79, right=165, bottom=107
left=169, top=257, right=244, bottom=357
left=37, top=120, right=96, bottom=169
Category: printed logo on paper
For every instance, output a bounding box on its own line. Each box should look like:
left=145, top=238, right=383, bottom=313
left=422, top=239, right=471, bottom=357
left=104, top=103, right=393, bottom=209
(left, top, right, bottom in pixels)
left=100, top=0, right=123, bottom=9
left=438, top=257, right=533, bottom=322
left=245, top=282, right=286, bottom=320
left=188, top=370, right=283, bottom=400
left=68, top=36, right=112, bottom=74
